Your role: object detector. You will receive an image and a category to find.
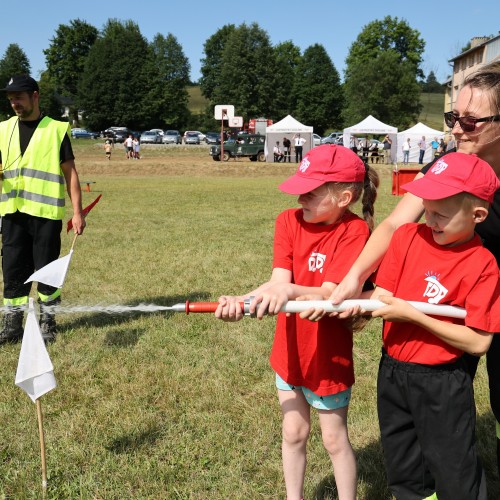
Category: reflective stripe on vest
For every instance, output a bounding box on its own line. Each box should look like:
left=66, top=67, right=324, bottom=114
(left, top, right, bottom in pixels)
left=0, top=116, right=68, bottom=220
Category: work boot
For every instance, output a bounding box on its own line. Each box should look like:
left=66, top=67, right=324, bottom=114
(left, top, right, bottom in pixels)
left=0, top=309, right=24, bottom=344
left=39, top=298, right=60, bottom=343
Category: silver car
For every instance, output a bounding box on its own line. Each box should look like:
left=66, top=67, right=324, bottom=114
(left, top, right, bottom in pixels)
left=140, top=131, right=162, bottom=144
left=184, top=132, right=200, bottom=145
left=163, top=130, right=182, bottom=144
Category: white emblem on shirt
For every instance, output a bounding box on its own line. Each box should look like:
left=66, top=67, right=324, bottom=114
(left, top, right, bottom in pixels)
left=423, top=273, right=448, bottom=304
left=309, top=252, right=326, bottom=273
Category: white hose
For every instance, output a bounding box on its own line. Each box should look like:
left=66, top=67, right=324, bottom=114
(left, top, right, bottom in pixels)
left=280, top=300, right=466, bottom=319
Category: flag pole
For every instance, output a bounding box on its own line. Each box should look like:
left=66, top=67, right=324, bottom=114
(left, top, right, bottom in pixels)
left=70, top=232, right=78, bottom=251
left=36, top=398, right=48, bottom=493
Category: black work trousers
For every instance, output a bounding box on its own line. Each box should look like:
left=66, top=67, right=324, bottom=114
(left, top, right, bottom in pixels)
left=1, top=211, right=62, bottom=300
left=377, top=350, right=486, bottom=500
left=295, top=146, right=303, bottom=163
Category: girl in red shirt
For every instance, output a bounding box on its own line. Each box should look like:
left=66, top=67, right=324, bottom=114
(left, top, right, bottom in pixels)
left=216, top=145, right=379, bottom=500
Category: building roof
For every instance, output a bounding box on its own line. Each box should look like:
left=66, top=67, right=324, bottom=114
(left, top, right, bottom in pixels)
left=448, top=33, right=500, bottom=62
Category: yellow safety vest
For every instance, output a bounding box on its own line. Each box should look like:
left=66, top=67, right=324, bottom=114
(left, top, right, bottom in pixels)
left=0, top=116, right=69, bottom=220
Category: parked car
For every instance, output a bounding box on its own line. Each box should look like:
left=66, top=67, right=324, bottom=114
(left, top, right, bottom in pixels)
left=204, top=131, right=227, bottom=144
left=320, top=132, right=343, bottom=145
left=183, top=130, right=206, bottom=142
left=184, top=131, right=201, bottom=145
left=71, top=128, right=99, bottom=139
left=162, top=130, right=182, bottom=144
left=140, top=130, right=163, bottom=144
left=149, top=128, right=164, bottom=137
left=313, top=133, right=321, bottom=146
left=103, top=127, right=132, bottom=143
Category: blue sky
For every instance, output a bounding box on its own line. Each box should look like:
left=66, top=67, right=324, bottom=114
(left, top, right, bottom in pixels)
left=1, top=0, right=498, bottom=84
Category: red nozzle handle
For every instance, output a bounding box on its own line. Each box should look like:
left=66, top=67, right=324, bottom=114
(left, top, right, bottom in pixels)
left=184, top=301, right=246, bottom=314
left=185, top=301, right=218, bottom=314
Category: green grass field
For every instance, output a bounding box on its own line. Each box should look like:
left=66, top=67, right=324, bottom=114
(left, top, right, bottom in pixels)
left=0, top=143, right=496, bottom=499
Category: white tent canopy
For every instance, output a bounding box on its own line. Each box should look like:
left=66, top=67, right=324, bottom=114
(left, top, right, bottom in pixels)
left=265, top=115, right=313, bottom=162
left=343, top=115, right=398, bottom=162
left=396, top=122, right=446, bottom=164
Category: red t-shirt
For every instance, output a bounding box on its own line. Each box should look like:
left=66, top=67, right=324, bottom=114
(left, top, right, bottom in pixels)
left=269, top=208, right=370, bottom=395
left=373, top=223, right=500, bottom=364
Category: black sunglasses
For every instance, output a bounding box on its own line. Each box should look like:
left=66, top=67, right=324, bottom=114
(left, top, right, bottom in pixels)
left=444, top=111, right=500, bottom=132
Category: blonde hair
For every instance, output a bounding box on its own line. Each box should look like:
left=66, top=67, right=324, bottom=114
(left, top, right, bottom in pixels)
left=450, top=191, right=489, bottom=211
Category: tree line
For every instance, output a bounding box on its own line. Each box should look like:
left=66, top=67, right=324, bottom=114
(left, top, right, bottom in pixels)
left=0, top=16, right=439, bottom=135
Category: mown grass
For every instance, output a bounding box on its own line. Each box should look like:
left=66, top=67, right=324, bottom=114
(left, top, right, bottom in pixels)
left=0, top=142, right=497, bottom=499
left=419, top=92, right=445, bottom=131
left=187, top=86, right=209, bottom=115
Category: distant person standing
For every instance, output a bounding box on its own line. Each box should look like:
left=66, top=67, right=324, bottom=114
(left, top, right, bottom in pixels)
left=417, top=136, right=426, bottom=164
left=104, top=139, right=113, bottom=160
left=430, top=137, right=439, bottom=157
left=349, top=136, right=359, bottom=155
left=446, top=135, right=456, bottom=152
left=402, top=138, right=411, bottom=165
left=382, top=135, right=392, bottom=164
left=283, top=137, right=291, bottom=162
left=124, top=134, right=133, bottom=159
left=437, top=138, right=446, bottom=155
left=133, top=136, right=140, bottom=159
left=293, top=133, right=306, bottom=162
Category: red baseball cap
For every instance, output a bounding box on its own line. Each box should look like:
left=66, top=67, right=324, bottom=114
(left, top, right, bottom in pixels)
left=402, top=152, right=500, bottom=203
left=278, top=145, right=366, bottom=195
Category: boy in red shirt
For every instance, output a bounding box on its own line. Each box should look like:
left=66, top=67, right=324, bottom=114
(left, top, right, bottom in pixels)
left=216, top=145, right=379, bottom=500
left=349, top=153, right=500, bottom=499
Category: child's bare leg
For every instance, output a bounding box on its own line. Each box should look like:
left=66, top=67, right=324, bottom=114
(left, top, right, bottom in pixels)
left=278, top=388, right=310, bottom=500
left=318, top=406, right=357, bottom=500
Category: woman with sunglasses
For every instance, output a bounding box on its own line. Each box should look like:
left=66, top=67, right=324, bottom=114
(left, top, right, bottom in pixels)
left=304, top=60, right=500, bottom=494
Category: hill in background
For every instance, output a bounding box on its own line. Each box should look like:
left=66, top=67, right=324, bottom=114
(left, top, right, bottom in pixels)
left=419, top=92, right=445, bottom=131
left=187, top=87, right=445, bottom=132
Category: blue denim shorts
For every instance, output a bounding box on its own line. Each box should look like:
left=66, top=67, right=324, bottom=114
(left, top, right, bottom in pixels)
left=275, top=373, right=351, bottom=410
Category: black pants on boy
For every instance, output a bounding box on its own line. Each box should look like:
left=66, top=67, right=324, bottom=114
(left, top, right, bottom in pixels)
left=377, top=350, right=487, bottom=500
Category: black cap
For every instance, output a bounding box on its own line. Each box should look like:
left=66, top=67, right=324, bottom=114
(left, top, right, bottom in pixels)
left=1, top=75, right=39, bottom=92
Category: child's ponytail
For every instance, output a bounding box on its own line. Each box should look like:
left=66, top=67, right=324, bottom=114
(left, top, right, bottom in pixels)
left=361, top=164, right=380, bottom=232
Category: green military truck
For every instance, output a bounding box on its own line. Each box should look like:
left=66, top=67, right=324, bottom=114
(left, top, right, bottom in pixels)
left=210, top=134, right=266, bottom=162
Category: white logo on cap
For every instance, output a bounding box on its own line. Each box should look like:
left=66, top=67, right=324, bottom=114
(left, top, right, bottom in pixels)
left=430, top=159, right=448, bottom=175
left=299, top=157, right=310, bottom=173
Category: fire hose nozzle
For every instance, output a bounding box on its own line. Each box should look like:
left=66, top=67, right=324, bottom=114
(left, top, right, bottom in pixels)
left=164, top=299, right=466, bottom=320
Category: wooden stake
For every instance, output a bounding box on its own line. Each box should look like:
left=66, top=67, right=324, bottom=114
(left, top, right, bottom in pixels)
left=36, top=399, right=48, bottom=493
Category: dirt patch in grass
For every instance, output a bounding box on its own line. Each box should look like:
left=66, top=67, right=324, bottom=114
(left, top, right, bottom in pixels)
left=75, top=144, right=298, bottom=179
left=74, top=143, right=397, bottom=182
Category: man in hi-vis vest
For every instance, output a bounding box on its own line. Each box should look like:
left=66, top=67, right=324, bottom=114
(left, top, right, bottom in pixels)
left=0, top=75, right=85, bottom=343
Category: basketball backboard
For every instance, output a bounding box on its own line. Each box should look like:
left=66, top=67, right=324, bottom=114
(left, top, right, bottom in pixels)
left=214, top=105, right=235, bottom=120
left=229, top=116, right=243, bottom=128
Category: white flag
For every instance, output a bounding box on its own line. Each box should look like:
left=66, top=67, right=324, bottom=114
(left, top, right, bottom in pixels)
left=15, top=299, right=56, bottom=403
left=24, top=249, right=74, bottom=288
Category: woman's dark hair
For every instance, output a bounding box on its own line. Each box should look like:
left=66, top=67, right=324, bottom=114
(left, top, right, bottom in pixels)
left=463, top=61, right=500, bottom=114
